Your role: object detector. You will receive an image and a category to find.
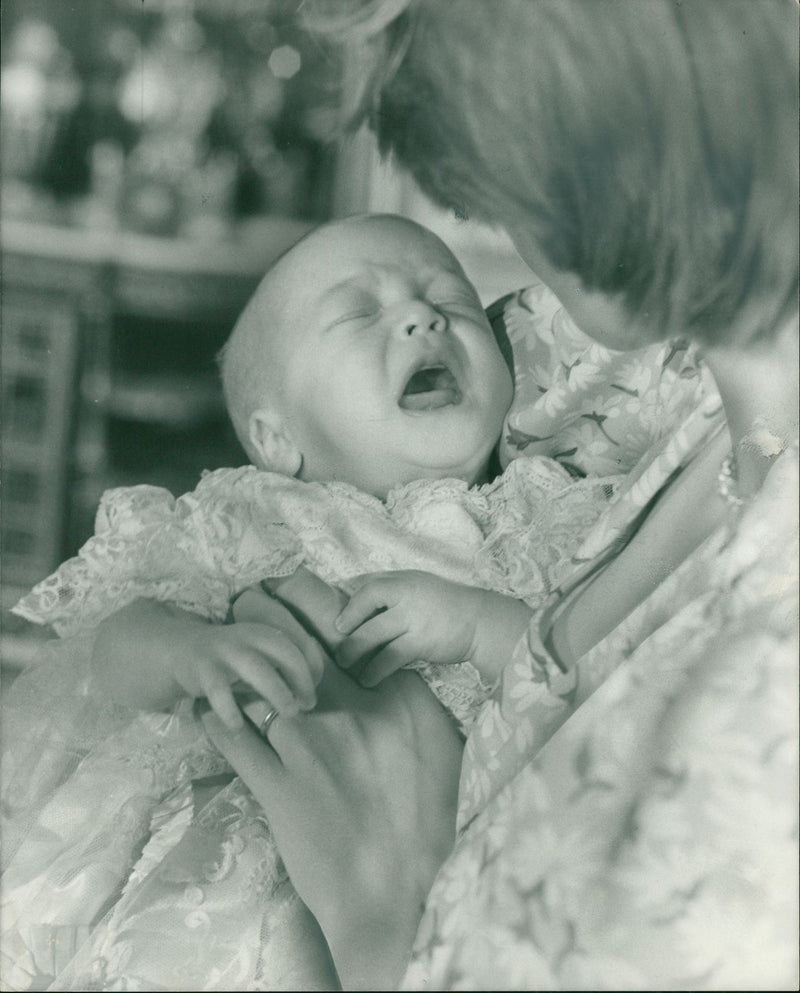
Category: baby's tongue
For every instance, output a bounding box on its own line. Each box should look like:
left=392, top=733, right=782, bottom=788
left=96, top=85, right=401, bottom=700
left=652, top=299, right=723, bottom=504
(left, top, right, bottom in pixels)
left=400, top=366, right=460, bottom=410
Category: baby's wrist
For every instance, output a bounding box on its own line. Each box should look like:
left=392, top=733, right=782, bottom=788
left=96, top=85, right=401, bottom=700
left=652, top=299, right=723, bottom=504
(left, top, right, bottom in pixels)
left=469, top=592, right=534, bottom=684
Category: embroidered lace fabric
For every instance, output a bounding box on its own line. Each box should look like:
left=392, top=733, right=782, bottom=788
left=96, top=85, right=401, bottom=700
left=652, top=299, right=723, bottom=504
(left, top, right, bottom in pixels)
left=12, top=457, right=618, bottom=733
left=4, top=459, right=616, bottom=992
left=2, top=280, right=721, bottom=991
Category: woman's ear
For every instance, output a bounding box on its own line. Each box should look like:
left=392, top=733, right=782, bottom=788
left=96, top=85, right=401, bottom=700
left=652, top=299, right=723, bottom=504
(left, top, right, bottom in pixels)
left=248, top=408, right=303, bottom=477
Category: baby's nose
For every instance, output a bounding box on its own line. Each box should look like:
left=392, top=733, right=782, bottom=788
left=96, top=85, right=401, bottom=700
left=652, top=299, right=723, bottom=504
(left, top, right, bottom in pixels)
left=394, top=299, right=448, bottom=337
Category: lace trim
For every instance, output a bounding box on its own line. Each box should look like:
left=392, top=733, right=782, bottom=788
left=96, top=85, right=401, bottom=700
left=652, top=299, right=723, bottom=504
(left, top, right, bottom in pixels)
left=12, top=460, right=616, bottom=731
left=14, top=460, right=614, bottom=632
left=411, top=659, right=497, bottom=735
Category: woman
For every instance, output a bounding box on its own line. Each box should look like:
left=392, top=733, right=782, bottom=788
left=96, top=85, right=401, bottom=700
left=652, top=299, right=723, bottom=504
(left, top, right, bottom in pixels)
left=204, top=0, right=798, bottom=989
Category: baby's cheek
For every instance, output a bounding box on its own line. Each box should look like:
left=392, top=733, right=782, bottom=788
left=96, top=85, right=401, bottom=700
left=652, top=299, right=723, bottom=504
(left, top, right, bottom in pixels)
left=486, top=357, right=515, bottom=425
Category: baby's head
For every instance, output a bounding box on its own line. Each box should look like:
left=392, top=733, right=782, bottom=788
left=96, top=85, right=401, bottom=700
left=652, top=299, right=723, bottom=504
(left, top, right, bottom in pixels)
left=219, top=214, right=513, bottom=498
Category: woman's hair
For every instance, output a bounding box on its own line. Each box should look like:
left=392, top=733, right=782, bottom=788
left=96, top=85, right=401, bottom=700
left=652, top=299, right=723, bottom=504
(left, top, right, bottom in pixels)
left=307, top=0, right=798, bottom=346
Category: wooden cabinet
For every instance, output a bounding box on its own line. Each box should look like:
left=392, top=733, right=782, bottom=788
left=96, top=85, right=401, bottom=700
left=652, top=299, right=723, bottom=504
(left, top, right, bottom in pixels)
left=2, top=287, right=81, bottom=588
left=1, top=218, right=312, bottom=594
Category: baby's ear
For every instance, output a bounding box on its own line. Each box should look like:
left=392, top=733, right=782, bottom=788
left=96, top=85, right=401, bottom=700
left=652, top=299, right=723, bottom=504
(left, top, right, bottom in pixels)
left=248, top=408, right=302, bottom=477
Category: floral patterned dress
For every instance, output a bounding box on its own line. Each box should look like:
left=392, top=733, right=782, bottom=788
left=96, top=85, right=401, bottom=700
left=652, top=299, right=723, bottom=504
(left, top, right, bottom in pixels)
left=404, top=293, right=799, bottom=990
left=1, top=282, right=733, bottom=991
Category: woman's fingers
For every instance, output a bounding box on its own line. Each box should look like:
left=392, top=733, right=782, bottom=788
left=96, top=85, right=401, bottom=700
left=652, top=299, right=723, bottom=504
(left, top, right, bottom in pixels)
left=209, top=667, right=345, bottom=770
left=232, top=586, right=279, bottom=624
left=239, top=696, right=275, bottom=731
left=233, top=654, right=302, bottom=716
left=232, top=584, right=317, bottom=650
left=204, top=662, right=464, bottom=990
left=226, top=587, right=332, bottom=713
left=310, top=655, right=373, bottom=712
left=234, top=590, right=328, bottom=685
left=335, top=609, right=406, bottom=670
left=200, top=709, right=286, bottom=795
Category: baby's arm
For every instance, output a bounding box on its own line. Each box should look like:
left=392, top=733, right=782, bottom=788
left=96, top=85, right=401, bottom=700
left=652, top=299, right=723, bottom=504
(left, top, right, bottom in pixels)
left=335, top=571, right=533, bottom=687
left=91, top=595, right=327, bottom=729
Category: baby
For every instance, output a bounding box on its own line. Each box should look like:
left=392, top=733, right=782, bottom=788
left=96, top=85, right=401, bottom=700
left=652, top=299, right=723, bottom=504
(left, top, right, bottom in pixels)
left=225, top=212, right=513, bottom=498
left=211, top=211, right=531, bottom=721
left=2, top=215, right=638, bottom=991
left=17, top=215, right=604, bottom=737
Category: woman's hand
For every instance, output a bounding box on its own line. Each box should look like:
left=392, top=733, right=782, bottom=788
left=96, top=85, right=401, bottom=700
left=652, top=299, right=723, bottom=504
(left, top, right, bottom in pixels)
left=202, top=656, right=464, bottom=991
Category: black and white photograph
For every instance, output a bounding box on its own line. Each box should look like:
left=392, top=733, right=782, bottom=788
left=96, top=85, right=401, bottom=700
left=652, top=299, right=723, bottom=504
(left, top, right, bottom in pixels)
left=1, top=1, right=798, bottom=989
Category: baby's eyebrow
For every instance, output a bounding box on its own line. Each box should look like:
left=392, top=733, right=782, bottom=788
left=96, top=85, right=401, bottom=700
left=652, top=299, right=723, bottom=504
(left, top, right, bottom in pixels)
left=318, top=276, right=370, bottom=302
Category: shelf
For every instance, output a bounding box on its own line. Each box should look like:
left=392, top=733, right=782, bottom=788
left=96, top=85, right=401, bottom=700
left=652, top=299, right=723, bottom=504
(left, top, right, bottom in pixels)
left=2, top=217, right=315, bottom=325
left=1, top=216, right=314, bottom=277
left=105, top=373, right=224, bottom=427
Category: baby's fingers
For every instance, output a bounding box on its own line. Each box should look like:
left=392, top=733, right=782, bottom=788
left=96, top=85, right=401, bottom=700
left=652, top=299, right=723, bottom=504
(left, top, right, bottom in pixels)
left=227, top=629, right=314, bottom=714
left=335, top=578, right=397, bottom=637
left=204, top=676, right=245, bottom=730
left=335, top=609, right=406, bottom=671
left=359, top=638, right=416, bottom=687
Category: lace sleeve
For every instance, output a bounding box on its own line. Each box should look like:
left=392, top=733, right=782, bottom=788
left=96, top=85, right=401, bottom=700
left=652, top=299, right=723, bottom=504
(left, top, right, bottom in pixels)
left=12, top=468, right=305, bottom=637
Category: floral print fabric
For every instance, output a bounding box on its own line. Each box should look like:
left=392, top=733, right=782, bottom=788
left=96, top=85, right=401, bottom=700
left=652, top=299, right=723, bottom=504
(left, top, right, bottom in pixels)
left=404, top=290, right=799, bottom=989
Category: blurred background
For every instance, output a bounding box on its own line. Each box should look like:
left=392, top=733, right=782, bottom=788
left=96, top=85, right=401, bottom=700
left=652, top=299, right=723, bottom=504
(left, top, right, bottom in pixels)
left=1, top=0, right=534, bottom=668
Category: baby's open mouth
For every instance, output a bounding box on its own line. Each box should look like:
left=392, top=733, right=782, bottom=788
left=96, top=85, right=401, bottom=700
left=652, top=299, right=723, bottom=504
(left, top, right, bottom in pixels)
left=399, top=364, right=462, bottom=411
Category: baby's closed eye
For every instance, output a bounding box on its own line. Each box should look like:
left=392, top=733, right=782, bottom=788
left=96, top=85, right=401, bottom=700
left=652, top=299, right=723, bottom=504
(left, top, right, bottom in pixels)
left=321, top=287, right=381, bottom=332
left=328, top=309, right=380, bottom=330
left=429, top=289, right=484, bottom=318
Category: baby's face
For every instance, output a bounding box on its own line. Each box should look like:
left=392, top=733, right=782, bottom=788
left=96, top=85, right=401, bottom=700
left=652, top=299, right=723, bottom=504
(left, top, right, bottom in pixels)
left=266, top=217, right=513, bottom=497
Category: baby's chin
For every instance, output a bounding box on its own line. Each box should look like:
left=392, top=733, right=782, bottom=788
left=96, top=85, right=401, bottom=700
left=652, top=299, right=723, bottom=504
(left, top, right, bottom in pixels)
left=295, top=430, right=498, bottom=497
left=395, top=451, right=497, bottom=494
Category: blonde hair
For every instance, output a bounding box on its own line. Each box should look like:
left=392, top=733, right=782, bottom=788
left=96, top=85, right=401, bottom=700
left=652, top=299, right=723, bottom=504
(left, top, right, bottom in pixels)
left=217, top=216, right=379, bottom=462
left=217, top=262, right=296, bottom=463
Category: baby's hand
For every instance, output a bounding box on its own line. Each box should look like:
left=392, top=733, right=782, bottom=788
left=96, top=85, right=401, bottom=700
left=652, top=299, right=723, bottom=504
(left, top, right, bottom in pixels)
left=334, top=571, right=533, bottom=687
left=169, top=612, right=326, bottom=730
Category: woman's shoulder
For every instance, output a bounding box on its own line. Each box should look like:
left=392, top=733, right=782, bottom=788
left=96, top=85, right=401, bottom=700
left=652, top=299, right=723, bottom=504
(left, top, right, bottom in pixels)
left=718, top=440, right=798, bottom=616
left=490, top=284, right=720, bottom=480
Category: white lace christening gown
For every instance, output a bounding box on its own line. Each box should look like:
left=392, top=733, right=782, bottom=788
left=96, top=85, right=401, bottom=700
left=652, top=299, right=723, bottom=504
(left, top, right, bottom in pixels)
left=2, top=455, right=615, bottom=991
